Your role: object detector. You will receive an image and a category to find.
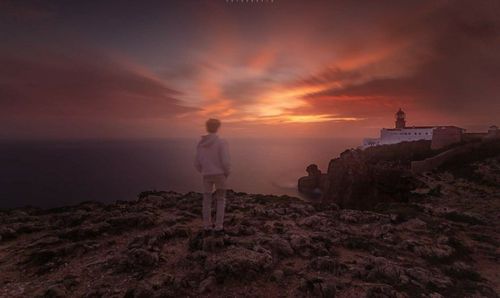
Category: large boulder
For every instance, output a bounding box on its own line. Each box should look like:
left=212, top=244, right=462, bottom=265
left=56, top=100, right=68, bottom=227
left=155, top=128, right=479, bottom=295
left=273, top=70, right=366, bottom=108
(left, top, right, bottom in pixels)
left=298, top=164, right=328, bottom=198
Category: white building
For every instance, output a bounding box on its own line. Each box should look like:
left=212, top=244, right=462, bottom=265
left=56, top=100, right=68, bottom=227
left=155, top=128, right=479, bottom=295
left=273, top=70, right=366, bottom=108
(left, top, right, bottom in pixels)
left=363, top=109, right=442, bottom=148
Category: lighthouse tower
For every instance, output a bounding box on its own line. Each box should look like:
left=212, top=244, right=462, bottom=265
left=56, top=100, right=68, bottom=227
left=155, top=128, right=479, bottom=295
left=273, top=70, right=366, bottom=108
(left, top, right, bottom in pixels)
left=395, top=108, right=406, bottom=129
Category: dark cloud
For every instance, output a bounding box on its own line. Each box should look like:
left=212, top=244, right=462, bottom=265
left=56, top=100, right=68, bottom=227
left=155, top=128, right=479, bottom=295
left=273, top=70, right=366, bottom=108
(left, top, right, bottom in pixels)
left=222, top=77, right=277, bottom=105
left=160, top=64, right=202, bottom=81
left=0, top=48, right=196, bottom=137
left=0, top=0, right=54, bottom=21
left=291, top=67, right=362, bottom=88
left=297, top=0, right=500, bottom=124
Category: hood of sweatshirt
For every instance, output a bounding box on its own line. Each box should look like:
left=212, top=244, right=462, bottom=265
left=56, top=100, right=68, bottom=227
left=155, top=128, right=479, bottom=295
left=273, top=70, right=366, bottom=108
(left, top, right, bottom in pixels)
left=198, top=133, right=219, bottom=148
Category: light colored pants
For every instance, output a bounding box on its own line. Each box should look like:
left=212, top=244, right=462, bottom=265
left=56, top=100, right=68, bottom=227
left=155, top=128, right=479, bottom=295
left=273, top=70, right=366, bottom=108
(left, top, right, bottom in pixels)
left=202, top=174, right=227, bottom=230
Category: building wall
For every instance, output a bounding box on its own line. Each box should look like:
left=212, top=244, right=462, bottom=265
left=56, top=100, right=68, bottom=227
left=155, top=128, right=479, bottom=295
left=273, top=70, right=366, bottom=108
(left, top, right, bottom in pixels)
left=362, top=125, right=467, bottom=149
left=362, top=138, right=381, bottom=147
left=431, top=127, right=463, bottom=150
left=379, top=127, right=433, bottom=145
left=487, top=126, right=500, bottom=139
left=463, top=133, right=487, bottom=142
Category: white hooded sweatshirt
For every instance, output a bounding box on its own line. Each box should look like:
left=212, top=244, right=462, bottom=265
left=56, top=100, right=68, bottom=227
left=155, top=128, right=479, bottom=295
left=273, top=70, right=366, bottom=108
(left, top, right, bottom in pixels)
left=194, top=133, right=231, bottom=176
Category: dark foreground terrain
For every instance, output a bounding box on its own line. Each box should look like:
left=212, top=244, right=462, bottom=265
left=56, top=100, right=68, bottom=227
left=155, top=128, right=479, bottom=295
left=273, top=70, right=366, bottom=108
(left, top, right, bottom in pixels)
left=1, top=157, right=499, bottom=297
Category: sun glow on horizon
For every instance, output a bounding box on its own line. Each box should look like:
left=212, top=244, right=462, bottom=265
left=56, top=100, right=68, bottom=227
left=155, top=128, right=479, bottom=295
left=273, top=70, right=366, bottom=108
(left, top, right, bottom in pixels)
left=217, top=83, right=350, bottom=124
left=270, top=114, right=362, bottom=123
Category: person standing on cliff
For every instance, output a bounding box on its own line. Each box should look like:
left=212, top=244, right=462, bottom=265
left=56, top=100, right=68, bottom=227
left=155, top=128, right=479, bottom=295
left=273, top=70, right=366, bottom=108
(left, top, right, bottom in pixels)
left=194, top=118, right=231, bottom=236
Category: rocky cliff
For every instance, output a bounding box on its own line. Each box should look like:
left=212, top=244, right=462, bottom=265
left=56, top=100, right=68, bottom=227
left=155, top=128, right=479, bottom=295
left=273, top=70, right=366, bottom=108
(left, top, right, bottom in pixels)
left=299, top=141, right=435, bottom=209
left=1, top=152, right=499, bottom=297
left=299, top=139, right=500, bottom=210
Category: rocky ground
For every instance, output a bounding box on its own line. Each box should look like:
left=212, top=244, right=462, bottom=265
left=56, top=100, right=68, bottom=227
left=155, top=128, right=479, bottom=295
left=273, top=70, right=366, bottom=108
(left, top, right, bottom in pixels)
left=0, top=159, right=499, bottom=297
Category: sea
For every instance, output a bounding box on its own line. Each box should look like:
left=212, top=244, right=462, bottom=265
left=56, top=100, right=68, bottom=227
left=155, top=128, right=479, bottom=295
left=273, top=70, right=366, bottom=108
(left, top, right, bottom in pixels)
left=0, top=138, right=359, bottom=209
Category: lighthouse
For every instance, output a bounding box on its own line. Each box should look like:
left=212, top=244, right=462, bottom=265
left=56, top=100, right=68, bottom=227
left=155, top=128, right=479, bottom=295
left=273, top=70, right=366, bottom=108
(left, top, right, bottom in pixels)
left=395, top=108, right=406, bottom=129
left=362, top=108, right=464, bottom=149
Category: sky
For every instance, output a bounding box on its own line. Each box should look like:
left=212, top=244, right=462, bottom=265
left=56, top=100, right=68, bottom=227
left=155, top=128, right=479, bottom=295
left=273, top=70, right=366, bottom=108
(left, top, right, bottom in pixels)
left=1, top=0, right=499, bottom=139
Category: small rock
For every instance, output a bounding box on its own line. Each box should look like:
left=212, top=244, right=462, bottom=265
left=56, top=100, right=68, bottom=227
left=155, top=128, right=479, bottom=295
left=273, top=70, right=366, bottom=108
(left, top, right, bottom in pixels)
left=299, top=215, right=326, bottom=228
left=124, top=285, right=154, bottom=298
left=309, top=256, right=344, bottom=275
left=270, top=270, right=284, bottom=282
left=269, top=236, right=294, bottom=257
left=130, top=248, right=159, bottom=266
left=205, top=246, right=273, bottom=282
left=283, top=266, right=297, bottom=276
left=413, top=244, right=454, bottom=261
left=198, top=276, right=216, bottom=293
left=37, top=284, right=66, bottom=298
left=0, top=227, right=17, bottom=240
left=202, top=236, right=225, bottom=252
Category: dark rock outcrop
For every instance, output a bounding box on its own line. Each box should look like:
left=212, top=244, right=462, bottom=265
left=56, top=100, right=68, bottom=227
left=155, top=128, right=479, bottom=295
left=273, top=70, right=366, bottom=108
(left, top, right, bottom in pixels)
left=322, top=148, right=420, bottom=209
left=297, top=164, right=328, bottom=198
left=300, top=139, right=500, bottom=210
left=300, top=142, right=430, bottom=209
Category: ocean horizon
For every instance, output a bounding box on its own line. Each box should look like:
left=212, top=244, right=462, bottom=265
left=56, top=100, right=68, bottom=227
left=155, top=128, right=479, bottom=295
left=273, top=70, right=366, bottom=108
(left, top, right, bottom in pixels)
left=0, top=137, right=360, bottom=209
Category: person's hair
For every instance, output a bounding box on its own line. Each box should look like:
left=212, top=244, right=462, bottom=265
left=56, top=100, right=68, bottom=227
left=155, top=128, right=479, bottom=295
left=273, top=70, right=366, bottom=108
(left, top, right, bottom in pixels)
left=206, top=118, right=221, bottom=133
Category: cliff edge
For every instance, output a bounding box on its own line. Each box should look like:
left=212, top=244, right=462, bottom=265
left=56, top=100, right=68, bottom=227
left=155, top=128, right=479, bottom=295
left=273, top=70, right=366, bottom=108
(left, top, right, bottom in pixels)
left=299, top=139, right=500, bottom=210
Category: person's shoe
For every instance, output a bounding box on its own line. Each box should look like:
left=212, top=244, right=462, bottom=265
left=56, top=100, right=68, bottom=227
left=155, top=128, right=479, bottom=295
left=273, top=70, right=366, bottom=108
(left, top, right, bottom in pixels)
left=214, top=229, right=225, bottom=237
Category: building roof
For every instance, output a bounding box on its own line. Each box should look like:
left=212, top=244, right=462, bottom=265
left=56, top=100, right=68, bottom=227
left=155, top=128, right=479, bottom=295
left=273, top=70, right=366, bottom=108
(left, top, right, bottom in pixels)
left=383, top=125, right=464, bottom=131
left=433, top=126, right=465, bottom=130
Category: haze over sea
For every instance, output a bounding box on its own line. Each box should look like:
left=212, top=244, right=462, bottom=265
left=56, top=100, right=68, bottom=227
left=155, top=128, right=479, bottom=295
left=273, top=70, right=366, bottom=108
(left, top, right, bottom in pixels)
left=0, top=138, right=359, bottom=209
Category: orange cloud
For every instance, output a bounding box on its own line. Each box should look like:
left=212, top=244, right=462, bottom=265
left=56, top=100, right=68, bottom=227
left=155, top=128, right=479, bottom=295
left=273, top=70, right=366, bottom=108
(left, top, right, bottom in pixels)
left=0, top=48, right=196, bottom=138
left=245, top=48, right=277, bottom=72
left=3, top=0, right=500, bottom=138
